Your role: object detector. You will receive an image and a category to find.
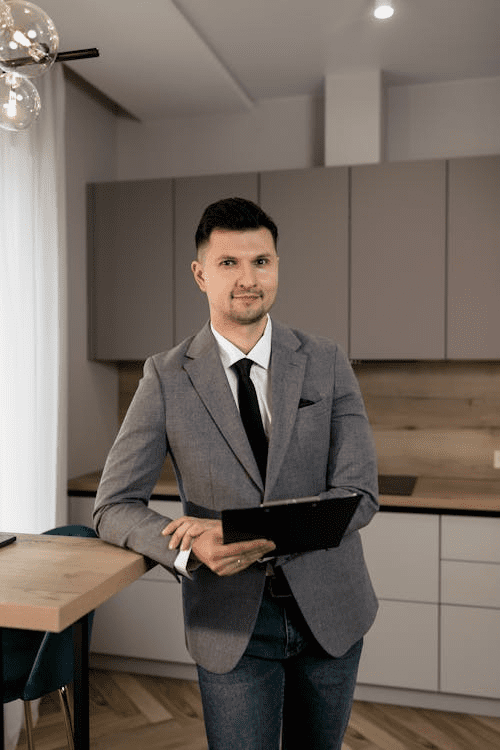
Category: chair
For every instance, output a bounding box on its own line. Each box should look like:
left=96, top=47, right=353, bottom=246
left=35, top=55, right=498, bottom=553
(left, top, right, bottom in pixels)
left=2, top=525, right=97, bottom=750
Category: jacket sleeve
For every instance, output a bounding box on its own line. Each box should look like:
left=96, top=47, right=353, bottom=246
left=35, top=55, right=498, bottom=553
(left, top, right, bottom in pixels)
left=319, top=345, right=379, bottom=535
left=93, top=357, right=180, bottom=578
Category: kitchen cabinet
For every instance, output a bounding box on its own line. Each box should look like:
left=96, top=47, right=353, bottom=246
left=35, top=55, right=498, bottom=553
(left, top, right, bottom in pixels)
left=358, top=512, right=439, bottom=690
left=441, top=515, right=500, bottom=563
left=90, top=574, right=192, bottom=664
left=440, top=515, right=500, bottom=699
left=359, top=512, right=439, bottom=602
left=441, top=607, right=500, bottom=699
left=360, top=512, right=500, bottom=699
left=174, top=173, right=258, bottom=343
left=70, top=489, right=500, bottom=705
left=88, top=179, right=174, bottom=360
left=358, top=600, right=438, bottom=690
left=441, top=561, right=500, bottom=609
left=350, top=160, right=446, bottom=359
left=260, top=167, right=349, bottom=351
left=447, top=156, right=500, bottom=359
left=88, top=157, right=499, bottom=361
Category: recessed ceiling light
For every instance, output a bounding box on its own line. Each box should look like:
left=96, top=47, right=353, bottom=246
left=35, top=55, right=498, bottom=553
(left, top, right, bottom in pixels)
left=373, top=2, right=395, bottom=20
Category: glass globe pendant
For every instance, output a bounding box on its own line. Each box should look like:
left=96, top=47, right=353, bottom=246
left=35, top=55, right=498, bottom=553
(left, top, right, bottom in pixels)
left=0, top=70, right=41, bottom=130
left=0, top=0, right=97, bottom=131
left=0, top=0, right=59, bottom=78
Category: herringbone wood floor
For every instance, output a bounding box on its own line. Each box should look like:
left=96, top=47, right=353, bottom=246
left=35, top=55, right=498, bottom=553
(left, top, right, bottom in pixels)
left=15, top=669, right=500, bottom=750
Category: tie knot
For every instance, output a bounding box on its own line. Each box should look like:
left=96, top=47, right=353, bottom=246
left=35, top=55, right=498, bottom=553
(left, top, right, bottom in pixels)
left=233, top=358, right=253, bottom=379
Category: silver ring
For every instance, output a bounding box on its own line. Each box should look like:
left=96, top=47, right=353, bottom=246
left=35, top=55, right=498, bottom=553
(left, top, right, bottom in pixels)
left=237, top=559, right=242, bottom=566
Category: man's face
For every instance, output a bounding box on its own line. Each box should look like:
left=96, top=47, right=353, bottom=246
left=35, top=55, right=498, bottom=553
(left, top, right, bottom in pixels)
left=191, top=227, right=279, bottom=332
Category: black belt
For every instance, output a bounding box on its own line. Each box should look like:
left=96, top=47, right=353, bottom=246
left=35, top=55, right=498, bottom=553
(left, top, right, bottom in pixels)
left=264, top=564, right=294, bottom=599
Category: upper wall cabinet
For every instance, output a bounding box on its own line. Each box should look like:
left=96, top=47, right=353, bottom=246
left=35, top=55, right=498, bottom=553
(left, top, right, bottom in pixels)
left=88, top=179, right=174, bottom=360
left=88, top=158, right=498, bottom=363
left=174, top=173, right=258, bottom=344
left=350, top=161, right=446, bottom=359
left=447, top=156, right=500, bottom=359
left=260, top=167, right=349, bottom=352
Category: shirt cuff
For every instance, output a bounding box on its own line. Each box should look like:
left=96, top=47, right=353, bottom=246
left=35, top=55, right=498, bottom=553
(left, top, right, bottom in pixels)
left=174, top=547, right=194, bottom=579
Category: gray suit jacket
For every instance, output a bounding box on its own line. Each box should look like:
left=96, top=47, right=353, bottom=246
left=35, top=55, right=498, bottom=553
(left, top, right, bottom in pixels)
left=94, top=319, right=379, bottom=673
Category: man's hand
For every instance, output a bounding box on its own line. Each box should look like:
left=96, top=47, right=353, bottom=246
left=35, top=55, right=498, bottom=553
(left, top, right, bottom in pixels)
left=163, top=516, right=221, bottom=551
left=162, top=516, right=276, bottom=576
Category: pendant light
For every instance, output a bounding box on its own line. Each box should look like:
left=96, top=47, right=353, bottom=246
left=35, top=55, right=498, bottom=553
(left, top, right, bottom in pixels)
left=0, top=0, right=59, bottom=78
left=0, top=69, right=40, bottom=130
left=0, top=0, right=98, bottom=131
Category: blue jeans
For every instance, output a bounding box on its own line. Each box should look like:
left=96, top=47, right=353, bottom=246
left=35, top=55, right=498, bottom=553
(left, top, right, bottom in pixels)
left=197, top=588, right=362, bottom=750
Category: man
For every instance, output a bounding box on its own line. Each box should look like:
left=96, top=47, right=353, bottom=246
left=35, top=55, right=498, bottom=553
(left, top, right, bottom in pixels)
left=94, top=197, right=379, bottom=750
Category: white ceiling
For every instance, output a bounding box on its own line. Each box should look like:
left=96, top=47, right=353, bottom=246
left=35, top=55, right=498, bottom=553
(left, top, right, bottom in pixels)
left=38, top=0, right=500, bottom=121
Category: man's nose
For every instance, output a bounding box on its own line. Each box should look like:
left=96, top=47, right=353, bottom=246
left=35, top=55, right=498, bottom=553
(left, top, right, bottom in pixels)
left=237, top=263, right=257, bottom=287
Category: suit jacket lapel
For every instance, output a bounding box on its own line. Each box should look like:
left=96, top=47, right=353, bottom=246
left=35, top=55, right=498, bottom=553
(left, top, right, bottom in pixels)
left=265, top=322, right=307, bottom=499
left=183, top=324, right=264, bottom=491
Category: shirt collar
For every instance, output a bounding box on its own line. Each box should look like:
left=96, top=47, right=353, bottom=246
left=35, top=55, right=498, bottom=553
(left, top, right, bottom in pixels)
left=211, top=316, right=272, bottom=371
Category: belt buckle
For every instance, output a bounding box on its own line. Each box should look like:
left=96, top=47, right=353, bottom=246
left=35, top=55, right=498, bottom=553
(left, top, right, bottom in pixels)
left=266, top=567, right=293, bottom=599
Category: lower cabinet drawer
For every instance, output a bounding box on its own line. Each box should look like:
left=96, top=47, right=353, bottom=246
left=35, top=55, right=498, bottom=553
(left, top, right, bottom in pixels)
left=441, top=516, right=500, bottom=563
left=360, top=512, right=439, bottom=603
left=91, top=578, right=194, bottom=664
left=441, top=561, right=500, bottom=608
left=441, top=606, right=500, bottom=699
left=357, top=600, right=438, bottom=691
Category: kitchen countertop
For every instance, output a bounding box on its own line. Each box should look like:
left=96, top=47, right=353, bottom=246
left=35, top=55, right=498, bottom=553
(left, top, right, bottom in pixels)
left=68, top=466, right=500, bottom=517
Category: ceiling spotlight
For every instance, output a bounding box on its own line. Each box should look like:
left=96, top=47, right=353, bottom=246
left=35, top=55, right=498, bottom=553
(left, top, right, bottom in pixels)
left=373, top=1, right=395, bottom=20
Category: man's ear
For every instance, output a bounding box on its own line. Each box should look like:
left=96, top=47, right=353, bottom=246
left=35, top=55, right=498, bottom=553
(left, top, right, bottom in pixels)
left=191, top=260, right=206, bottom=292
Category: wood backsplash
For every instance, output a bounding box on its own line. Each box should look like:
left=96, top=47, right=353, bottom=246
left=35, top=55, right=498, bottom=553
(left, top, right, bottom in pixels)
left=353, top=361, right=500, bottom=480
left=118, top=360, right=500, bottom=481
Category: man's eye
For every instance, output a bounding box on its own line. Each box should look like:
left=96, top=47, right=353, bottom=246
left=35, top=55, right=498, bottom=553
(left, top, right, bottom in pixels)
left=256, top=258, right=268, bottom=265
left=221, top=259, right=235, bottom=266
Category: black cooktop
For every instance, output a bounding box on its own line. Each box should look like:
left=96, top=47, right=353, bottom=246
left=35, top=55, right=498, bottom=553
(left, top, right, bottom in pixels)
left=378, top=475, right=417, bottom=496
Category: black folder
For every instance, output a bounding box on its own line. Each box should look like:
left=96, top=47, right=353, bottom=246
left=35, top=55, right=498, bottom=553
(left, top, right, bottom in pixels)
left=222, top=493, right=362, bottom=556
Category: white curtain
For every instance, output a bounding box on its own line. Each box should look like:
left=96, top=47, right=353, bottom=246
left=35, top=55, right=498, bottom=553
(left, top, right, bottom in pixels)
left=0, top=65, right=67, bottom=749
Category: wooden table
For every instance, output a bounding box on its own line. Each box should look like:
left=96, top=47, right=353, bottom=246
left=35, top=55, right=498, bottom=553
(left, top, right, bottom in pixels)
left=0, top=533, right=147, bottom=750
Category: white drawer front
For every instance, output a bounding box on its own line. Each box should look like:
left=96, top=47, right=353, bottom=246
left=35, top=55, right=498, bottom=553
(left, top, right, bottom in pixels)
left=441, top=561, right=500, bottom=608
left=357, top=600, right=438, bottom=691
left=91, top=578, right=193, bottom=664
left=441, top=516, right=500, bottom=563
left=360, top=512, right=439, bottom=602
left=441, top=606, right=500, bottom=699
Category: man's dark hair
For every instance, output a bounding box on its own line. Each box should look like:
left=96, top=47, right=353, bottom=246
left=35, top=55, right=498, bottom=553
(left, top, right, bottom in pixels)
left=195, top=197, right=278, bottom=253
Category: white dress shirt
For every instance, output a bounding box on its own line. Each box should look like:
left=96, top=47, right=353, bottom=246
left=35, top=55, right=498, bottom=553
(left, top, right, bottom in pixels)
left=174, top=317, right=273, bottom=577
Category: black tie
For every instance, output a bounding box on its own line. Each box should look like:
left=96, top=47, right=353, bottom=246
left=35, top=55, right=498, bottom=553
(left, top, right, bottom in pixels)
left=233, top=358, right=268, bottom=483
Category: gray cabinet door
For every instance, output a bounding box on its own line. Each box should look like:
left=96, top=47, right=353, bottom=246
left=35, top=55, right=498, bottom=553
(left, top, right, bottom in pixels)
left=174, top=173, right=258, bottom=344
left=89, top=179, right=174, bottom=360
left=260, top=167, right=349, bottom=350
left=351, top=161, right=446, bottom=359
left=447, top=156, right=500, bottom=359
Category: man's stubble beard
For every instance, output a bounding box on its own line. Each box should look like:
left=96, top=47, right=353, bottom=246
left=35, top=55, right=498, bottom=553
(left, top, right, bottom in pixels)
left=229, top=296, right=276, bottom=327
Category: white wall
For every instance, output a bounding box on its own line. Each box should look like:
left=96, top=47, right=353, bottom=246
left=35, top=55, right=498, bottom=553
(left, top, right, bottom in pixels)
left=65, top=80, right=120, bottom=478
left=117, top=95, right=324, bottom=180
left=116, top=76, right=500, bottom=182
left=387, top=76, right=500, bottom=161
